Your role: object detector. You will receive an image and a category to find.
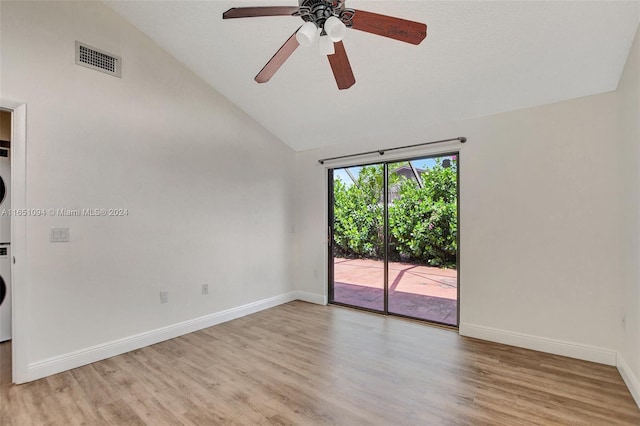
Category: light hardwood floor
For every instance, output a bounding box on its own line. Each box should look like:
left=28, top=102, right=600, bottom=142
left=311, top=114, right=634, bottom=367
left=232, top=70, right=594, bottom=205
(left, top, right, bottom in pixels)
left=1, top=301, right=639, bottom=425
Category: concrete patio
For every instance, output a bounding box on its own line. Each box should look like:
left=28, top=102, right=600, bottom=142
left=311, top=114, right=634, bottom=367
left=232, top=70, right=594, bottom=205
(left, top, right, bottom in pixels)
left=332, top=258, right=458, bottom=326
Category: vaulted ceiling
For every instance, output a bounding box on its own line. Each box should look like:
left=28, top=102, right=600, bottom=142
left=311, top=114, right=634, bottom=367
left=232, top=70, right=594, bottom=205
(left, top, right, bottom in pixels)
left=106, top=1, right=640, bottom=151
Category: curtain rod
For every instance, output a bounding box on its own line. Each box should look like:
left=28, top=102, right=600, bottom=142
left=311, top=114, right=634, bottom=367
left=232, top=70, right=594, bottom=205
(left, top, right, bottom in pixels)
left=318, top=137, right=467, bottom=165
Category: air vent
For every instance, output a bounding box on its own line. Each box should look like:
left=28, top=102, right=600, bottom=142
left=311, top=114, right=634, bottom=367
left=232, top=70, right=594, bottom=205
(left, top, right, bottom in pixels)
left=75, top=41, right=121, bottom=78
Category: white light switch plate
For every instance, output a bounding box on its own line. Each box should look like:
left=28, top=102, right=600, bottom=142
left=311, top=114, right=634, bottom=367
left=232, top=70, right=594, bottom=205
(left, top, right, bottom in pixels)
left=50, top=227, right=70, bottom=243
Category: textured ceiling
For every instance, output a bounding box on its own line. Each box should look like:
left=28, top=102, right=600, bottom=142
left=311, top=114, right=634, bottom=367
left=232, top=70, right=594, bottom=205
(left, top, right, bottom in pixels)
left=106, top=1, right=640, bottom=151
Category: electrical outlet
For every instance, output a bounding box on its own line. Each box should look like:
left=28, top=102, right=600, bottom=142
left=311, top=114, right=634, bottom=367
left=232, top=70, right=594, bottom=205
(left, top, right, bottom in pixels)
left=159, top=291, right=169, bottom=304
left=50, top=227, right=70, bottom=243
left=201, top=284, right=209, bottom=295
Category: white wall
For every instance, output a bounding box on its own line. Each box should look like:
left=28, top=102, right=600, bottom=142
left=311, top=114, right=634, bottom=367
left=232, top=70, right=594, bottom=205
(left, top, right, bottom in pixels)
left=1, top=1, right=295, bottom=380
left=617, top=23, right=640, bottom=403
left=294, top=91, right=623, bottom=363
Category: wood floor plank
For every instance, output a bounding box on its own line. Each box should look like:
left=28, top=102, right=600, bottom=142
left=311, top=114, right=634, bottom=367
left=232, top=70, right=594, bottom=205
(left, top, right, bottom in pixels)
left=46, top=371, right=107, bottom=425
left=1, top=301, right=639, bottom=425
left=98, top=399, right=146, bottom=426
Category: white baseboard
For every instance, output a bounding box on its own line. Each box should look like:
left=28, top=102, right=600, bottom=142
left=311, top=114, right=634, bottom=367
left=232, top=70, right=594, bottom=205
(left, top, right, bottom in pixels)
left=617, top=354, right=640, bottom=409
left=24, top=292, right=300, bottom=383
left=293, top=291, right=327, bottom=305
left=459, top=323, right=617, bottom=366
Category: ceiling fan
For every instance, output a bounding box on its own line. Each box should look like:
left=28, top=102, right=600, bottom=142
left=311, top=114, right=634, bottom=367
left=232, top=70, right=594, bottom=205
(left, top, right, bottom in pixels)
left=223, top=0, right=427, bottom=90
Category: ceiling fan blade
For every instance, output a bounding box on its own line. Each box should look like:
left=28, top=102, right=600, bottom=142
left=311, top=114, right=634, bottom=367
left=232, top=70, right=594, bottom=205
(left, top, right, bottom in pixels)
left=255, top=29, right=300, bottom=83
left=328, top=41, right=355, bottom=90
left=223, top=6, right=299, bottom=19
left=351, top=10, right=427, bottom=45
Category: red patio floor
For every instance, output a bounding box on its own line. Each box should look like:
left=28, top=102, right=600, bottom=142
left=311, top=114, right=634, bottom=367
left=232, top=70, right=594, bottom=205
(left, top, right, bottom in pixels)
left=332, top=258, right=458, bottom=326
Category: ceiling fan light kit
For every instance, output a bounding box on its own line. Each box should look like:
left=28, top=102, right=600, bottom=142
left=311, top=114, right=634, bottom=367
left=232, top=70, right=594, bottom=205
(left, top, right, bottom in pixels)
left=323, top=16, right=347, bottom=42
left=296, top=21, right=319, bottom=46
left=223, top=0, right=427, bottom=90
left=319, top=34, right=336, bottom=56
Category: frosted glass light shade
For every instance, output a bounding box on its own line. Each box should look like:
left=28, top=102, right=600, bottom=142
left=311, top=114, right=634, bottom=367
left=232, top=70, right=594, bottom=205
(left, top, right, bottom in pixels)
left=324, top=16, right=346, bottom=42
left=296, top=21, right=319, bottom=47
left=319, top=35, right=335, bottom=56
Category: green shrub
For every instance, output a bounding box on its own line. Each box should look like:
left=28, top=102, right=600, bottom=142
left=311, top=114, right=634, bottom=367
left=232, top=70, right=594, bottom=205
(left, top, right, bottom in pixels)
left=333, top=159, right=457, bottom=268
left=332, top=166, right=384, bottom=258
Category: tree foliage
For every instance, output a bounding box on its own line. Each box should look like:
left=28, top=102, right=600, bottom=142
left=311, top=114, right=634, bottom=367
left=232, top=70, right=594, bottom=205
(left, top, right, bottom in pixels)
left=333, top=159, right=457, bottom=268
left=332, top=166, right=385, bottom=258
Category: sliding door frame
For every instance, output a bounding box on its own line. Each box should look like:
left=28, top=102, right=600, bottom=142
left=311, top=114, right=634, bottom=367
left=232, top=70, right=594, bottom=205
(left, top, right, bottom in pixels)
left=327, top=151, right=460, bottom=327
left=327, top=172, right=335, bottom=306
left=327, top=159, right=387, bottom=315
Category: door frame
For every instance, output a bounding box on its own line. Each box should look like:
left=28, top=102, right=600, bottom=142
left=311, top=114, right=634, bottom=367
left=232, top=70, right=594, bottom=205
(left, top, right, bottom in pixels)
left=1, top=99, right=28, bottom=383
left=326, top=159, right=388, bottom=315
left=326, top=151, right=460, bottom=327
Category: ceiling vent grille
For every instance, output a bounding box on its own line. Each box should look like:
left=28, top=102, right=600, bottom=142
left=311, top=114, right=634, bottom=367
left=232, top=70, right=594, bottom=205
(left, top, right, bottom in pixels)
left=75, top=41, right=121, bottom=78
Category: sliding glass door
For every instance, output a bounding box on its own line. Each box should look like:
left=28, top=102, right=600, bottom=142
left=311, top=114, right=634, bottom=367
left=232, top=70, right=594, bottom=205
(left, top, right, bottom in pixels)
left=329, top=163, right=385, bottom=312
left=329, top=154, right=459, bottom=326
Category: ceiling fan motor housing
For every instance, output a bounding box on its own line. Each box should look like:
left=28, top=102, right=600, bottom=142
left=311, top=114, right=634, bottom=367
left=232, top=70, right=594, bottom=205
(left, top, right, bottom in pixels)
left=296, top=0, right=355, bottom=28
